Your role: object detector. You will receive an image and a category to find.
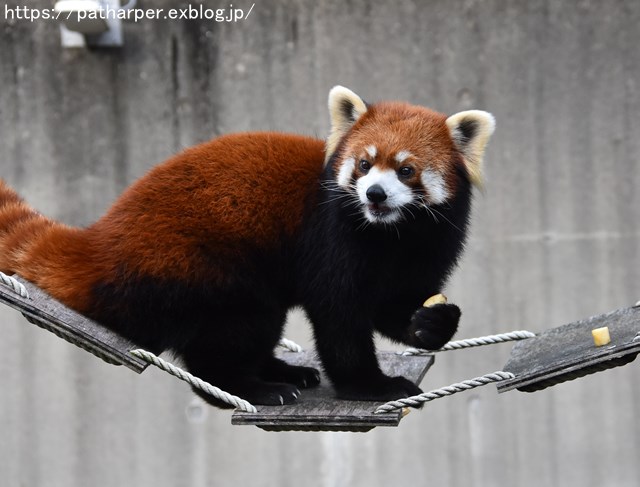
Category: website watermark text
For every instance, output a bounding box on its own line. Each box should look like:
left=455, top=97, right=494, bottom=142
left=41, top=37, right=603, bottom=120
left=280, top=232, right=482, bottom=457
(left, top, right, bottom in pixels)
left=4, top=4, right=255, bottom=23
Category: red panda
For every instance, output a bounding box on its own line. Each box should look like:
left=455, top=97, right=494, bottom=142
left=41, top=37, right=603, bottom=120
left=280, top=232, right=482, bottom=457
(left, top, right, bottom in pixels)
left=0, top=86, right=495, bottom=406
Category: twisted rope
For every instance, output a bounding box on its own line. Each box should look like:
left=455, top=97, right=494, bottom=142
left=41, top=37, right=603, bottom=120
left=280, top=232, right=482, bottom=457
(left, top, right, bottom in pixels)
left=130, top=349, right=257, bottom=413
left=0, top=271, right=294, bottom=412
left=400, top=330, right=536, bottom=356
left=278, top=337, right=303, bottom=353
left=0, top=272, right=29, bottom=299
left=0, top=272, right=537, bottom=416
left=374, top=371, right=515, bottom=414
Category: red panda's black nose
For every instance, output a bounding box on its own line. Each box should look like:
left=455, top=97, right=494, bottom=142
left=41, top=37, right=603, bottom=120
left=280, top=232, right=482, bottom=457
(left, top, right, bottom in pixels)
left=366, top=184, right=388, bottom=203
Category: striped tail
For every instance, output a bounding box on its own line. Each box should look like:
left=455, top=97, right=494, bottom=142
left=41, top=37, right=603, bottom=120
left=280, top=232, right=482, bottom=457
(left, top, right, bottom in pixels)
left=0, top=179, right=93, bottom=312
left=0, top=179, right=55, bottom=274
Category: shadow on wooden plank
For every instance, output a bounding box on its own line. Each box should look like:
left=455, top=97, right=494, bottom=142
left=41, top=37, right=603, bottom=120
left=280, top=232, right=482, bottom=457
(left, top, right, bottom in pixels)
left=232, top=350, right=434, bottom=432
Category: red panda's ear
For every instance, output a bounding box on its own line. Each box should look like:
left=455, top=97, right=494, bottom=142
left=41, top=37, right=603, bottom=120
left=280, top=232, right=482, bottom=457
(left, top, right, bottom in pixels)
left=446, top=110, right=496, bottom=189
left=325, top=86, right=368, bottom=166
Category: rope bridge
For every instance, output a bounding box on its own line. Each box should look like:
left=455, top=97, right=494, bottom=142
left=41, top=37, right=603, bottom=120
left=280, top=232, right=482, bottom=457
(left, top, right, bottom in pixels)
left=1, top=271, right=638, bottom=432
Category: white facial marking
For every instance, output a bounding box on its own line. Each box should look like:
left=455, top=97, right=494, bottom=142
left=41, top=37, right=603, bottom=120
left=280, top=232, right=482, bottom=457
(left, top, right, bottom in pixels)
left=365, top=145, right=377, bottom=159
left=395, top=150, right=413, bottom=163
left=337, top=157, right=356, bottom=188
left=356, top=167, right=414, bottom=223
left=421, top=169, right=449, bottom=205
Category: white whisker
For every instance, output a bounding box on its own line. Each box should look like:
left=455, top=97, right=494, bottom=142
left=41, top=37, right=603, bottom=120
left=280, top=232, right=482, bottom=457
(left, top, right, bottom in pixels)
left=429, top=206, right=464, bottom=233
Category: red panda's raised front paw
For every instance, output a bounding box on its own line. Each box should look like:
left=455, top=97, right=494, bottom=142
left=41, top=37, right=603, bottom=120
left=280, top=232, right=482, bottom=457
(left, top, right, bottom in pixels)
left=409, top=303, right=461, bottom=350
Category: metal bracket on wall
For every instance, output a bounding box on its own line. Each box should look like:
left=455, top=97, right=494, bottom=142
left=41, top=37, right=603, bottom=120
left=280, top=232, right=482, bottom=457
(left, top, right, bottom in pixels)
left=54, top=0, right=124, bottom=48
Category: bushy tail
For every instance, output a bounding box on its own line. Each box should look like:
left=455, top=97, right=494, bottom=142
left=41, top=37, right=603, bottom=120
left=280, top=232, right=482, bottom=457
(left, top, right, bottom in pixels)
left=0, top=179, right=93, bottom=311
left=0, top=180, right=55, bottom=274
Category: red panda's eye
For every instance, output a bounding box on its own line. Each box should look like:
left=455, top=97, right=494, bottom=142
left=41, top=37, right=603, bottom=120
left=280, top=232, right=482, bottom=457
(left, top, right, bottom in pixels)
left=398, top=166, right=415, bottom=178
left=359, top=159, right=371, bottom=172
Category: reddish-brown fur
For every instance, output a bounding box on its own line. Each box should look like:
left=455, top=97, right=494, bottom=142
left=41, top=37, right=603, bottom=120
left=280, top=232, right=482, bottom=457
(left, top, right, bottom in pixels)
left=0, top=132, right=325, bottom=314
left=337, top=102, right=463, bottom=194
left=0, top=93, right=483, bottom=407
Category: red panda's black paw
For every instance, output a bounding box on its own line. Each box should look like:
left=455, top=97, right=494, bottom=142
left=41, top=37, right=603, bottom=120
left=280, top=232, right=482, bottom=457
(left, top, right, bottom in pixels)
left=263, top=363, right=321, bottom=389
left=261, top=358, right=321, bottom=388
left=242, top=383, right=302, bottom=406
left=194, top=381, right=301, bottom=408
left=335, top=375, right=423, bottom=402
left=287, top=365, right=321, bottom=388
left=409, top=303, right=461, bottom=350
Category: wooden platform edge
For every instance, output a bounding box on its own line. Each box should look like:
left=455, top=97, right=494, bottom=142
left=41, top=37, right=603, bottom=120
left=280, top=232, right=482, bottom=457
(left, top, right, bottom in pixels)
left=0, top=275, right=148, bottom=373
left=497, top=305, right=640, bottom=393
left=232, top=351, right=435, bottom=432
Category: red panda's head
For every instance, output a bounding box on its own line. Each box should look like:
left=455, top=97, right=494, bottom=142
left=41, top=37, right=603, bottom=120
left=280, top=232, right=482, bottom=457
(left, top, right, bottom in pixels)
left=324, top=86, right=495, bottom=225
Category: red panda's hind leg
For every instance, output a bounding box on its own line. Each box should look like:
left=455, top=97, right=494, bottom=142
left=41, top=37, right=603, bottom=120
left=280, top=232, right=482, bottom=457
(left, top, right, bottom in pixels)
left=184, top=352, right=303, bottom=407
left=180, top=304, right=319, bottom=407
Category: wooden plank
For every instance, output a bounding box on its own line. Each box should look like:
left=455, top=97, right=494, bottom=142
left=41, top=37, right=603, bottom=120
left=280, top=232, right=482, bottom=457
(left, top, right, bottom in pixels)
left=232, top=350, right=434, bottom=432
left=0, top=275, right=148, bottom=373
left=498, top=305, right=640, bottom=393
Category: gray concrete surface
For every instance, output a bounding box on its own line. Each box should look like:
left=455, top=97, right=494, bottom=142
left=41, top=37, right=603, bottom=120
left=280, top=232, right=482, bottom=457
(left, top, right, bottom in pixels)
left=1, top=0, right=639, bottom=486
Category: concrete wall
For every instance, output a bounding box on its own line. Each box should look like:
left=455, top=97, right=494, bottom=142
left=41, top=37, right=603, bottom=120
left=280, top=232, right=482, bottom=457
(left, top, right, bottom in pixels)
left=1, top=0, right=639, bottom=486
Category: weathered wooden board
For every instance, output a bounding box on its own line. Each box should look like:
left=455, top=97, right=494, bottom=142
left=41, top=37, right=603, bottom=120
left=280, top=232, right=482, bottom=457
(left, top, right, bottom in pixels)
left=498, top=305, right=640, bottom=393
left=2, top=1, right=640, bottom=485
left=232, top=350, right=434, bottom=432
left=0, top=275, right=148, bottom=373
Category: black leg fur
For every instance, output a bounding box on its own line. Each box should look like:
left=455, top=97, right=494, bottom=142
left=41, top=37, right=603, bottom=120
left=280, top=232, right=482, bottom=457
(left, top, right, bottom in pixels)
left=182, top=342, right=306, bottom=407
left=178, top=299, right=313, bottom=406
left=260, top=357, right=321, bottom=389
left=306, top=305, right=423, bottom=401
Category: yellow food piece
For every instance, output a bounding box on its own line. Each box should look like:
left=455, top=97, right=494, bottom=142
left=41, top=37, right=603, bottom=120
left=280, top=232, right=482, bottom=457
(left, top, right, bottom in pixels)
left=592, top=326, right=611, bottom=347
left=423, top=293, right=448, bottom=307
